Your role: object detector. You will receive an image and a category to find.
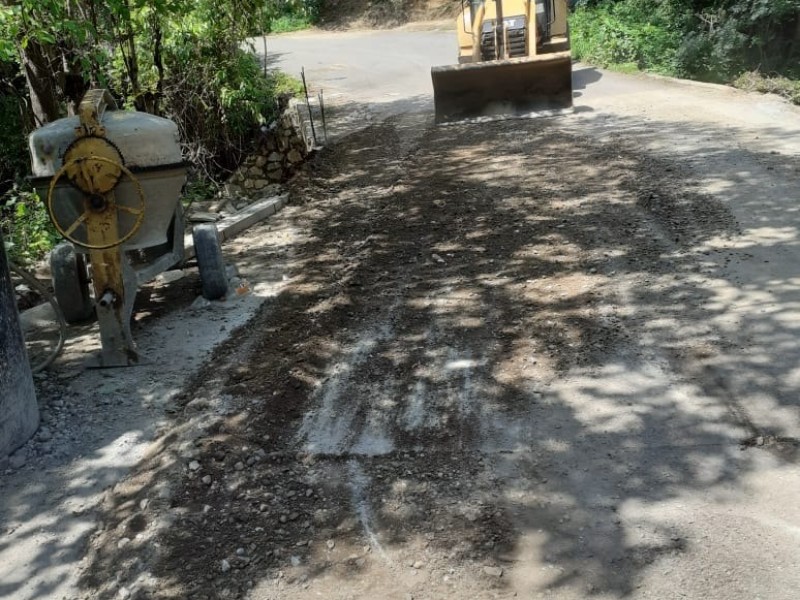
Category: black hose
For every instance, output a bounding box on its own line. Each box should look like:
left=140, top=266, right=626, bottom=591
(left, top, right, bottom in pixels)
left=9, top=260, right=67, bottom=373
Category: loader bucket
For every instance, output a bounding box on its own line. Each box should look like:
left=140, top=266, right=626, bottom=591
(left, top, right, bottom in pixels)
left=431, top=51, right=573, bottom=124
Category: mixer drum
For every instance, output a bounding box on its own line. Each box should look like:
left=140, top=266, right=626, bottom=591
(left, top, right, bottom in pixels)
left=29, top=110, right=187, bottom=251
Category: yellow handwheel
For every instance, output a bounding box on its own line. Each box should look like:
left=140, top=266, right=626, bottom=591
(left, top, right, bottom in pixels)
left=47, top=156, right=146, bottom=250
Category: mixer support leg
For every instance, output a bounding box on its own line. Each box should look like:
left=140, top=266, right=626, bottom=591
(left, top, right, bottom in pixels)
left=86, top=247, right=141, bottom=368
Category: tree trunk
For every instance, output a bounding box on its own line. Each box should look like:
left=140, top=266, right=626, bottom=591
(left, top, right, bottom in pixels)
left=20, top=40, right=60, bottom=126
left=152, top=16, right=164, bottom=115
left=791, top=16, right=800, bottom=60
left=122, top=1, right=142, bottom=110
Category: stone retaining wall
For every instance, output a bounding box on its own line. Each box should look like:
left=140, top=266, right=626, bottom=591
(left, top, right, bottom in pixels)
left=224, top=98, right=315, bottom=202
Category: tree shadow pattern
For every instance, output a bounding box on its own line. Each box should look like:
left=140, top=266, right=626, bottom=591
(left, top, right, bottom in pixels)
left=74, top=108, right=800, bottom=600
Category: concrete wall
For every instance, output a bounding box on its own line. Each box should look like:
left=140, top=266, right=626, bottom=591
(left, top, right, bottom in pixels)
left=0, top=233, right=39, bottom=458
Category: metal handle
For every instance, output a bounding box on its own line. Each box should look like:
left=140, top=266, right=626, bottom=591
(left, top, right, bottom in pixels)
left=77, top=89, right=117, bottom=137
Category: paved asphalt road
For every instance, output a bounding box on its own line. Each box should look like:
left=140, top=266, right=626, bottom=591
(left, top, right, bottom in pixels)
left=263, top=28, right=800, bottom=150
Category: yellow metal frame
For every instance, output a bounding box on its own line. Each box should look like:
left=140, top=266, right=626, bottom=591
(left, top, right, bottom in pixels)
left=63, top=136, right=124, bottom=195
left=74, top=88, right=116, bottom=138
left=47, top=156, right=145, bottom=250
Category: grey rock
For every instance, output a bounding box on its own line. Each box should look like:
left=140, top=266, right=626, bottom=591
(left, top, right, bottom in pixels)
left=9, top=454, right=26, bottom=469
left=261, top=184, right=283, bottom=197
left=482, top=566, right=503, bottom=578
left=223, top=183, right=242, bottom=197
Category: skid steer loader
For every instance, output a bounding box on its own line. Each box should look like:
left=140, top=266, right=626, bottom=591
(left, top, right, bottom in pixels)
left=431, top=0, right=573, bottom=124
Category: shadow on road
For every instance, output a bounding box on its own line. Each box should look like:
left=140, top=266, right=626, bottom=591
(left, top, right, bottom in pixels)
left=572, top=65, right=603, bottom=91
left=76, top=100, right=800, bottom=599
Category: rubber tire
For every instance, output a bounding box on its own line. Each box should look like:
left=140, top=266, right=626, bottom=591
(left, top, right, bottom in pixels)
left=50, top=242, right=94, bottom=324
left=193, top=224, right=228, bottom=300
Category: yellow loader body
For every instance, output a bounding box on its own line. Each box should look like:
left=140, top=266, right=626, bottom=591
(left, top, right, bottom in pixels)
left=432, top=0, right=573, bottom=124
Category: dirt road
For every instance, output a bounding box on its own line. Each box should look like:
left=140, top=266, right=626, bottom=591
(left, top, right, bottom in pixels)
left=5, top=28, right=800, bottom=600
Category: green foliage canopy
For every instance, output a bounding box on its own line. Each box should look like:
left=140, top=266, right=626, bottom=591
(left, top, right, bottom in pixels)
left=571, top=0, right=800, bottom=85
left=0, top=0, right=308, bottom=262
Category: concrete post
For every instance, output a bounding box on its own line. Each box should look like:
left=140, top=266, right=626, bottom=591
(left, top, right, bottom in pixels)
left=0, top=232, right=39, bottom=459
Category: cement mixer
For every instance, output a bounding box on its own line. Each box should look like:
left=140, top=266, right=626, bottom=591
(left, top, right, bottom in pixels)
left=29, top=90, right=228, bottom=367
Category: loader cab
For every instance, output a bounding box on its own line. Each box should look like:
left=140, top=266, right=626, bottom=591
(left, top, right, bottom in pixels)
left=457, top=0, right=570, bottom=64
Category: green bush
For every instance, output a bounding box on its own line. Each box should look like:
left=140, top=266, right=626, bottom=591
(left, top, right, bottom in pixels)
left=0, top=62, right=51, bottom=265
left=570, top=1, right=685, bottom=76
left=250, top=0, right=320, bottom=35
left=0, top=60, right=28, bottom=199
left=0, top=188, right=59, bottom=265
left=677, top=21, right=749, bottom=82
left=0, top=2, right=310, bottom=261
left=270, top=14, right=313, bottom=33
left=570, top=0, right=800, bottom=99
left=0, top=95, right=26, bottom=192
left=162, top=33, right=284, bottom=174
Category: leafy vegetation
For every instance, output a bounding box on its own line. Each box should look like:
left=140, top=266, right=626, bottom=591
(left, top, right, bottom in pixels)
left=255, top=0, right=322, bottom=33
left=570, top=1, right=686, bottom=76
left=0, top=0, right=309, bottom=263
left=734, top=71, right=800, bottom=104
left=0, top=187, right=60, bottom=265
left=270, top=13, right=313, bottom=32
left=570, top=0, right=800, bottom=101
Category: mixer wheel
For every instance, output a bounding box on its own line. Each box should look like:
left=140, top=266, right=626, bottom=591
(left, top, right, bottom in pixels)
left=50, top=243, right=94, bottom=323
left=47, top=156, right=146, bottom=250
left=193, top=224, right=228, bottom=300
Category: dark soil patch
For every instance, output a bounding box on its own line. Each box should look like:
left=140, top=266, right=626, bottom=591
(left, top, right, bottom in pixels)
left=79, top=115, right=738, bottom=600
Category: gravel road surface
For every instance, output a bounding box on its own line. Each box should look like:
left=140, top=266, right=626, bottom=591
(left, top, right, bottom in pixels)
left=3, top=27, right=800, bottom=600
